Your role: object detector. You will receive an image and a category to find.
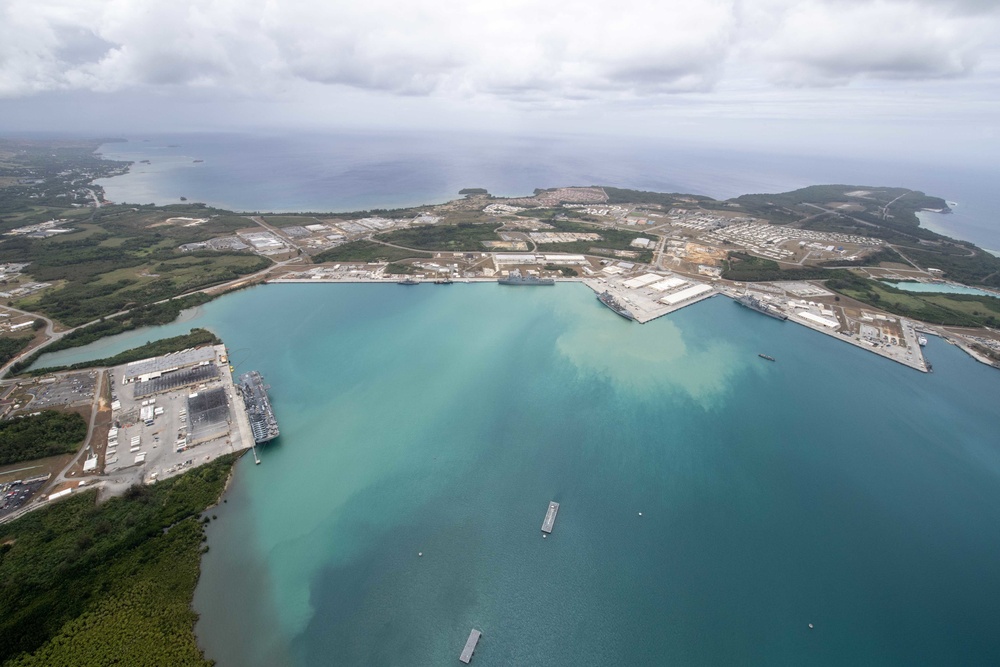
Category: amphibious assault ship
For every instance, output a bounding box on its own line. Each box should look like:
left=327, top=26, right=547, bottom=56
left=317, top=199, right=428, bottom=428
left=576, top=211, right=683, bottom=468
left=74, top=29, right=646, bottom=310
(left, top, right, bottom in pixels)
left=597, top=291, right=634, bottom=321
left=239, top=371, right=280, bottom=444
left=735, top=293, right=787, bottom=321
left=498, top=269, right=554, bottom=286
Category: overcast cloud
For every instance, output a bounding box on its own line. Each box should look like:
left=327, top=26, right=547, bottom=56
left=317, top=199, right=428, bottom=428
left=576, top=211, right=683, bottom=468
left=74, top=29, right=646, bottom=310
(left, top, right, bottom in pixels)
left=0, top=0, right=998, bottom=157
left=2, top=0, right=995, bottom=97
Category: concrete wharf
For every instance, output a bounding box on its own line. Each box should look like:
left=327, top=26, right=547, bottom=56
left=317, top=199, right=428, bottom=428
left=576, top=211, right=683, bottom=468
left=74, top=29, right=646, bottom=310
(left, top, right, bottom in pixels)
left=459, top=628, right=482, bottom=663
left=541, top=501, right=560, bottom=533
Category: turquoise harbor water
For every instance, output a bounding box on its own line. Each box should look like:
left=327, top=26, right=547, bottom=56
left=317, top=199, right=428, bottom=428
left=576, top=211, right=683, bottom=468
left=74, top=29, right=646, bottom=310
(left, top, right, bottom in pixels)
left=884, top=281, right=999, bottom=298
left=46, top=284, right=1000, bottom=665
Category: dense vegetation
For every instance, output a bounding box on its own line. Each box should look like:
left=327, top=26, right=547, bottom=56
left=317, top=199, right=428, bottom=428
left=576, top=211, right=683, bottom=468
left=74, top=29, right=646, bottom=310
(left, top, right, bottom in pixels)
left=0, top=455, right=236, bottom=665
left=826, top=272, right=1000, bottom=327
left=0, top=336, right=33, bottom=366
left=24, top=328, right=220, bottom=377
left=8, top=293, right=215, bottom=375
left=545, top=264, right=579, bottom=277
left=458, top=188, right=489, bottom=195
left=896, top=245, right=1000, bottom=288
left=732, top=184, right=947, bottom=229
left=0, top=410, right=87, bottom=465
left=0, top=228, right=269, bottom=325
left=601, top=186, right=712, bottom=208
left=313, top=240, right=431, bottom=263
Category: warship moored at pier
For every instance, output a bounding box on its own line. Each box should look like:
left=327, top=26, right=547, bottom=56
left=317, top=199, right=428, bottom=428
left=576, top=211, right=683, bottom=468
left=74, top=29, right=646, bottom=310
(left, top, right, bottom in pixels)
left=239, top=371, right=280, bottom=444
left=735, top=293, right=788, bottom=321
left=597, top=291, right=634, bottom=321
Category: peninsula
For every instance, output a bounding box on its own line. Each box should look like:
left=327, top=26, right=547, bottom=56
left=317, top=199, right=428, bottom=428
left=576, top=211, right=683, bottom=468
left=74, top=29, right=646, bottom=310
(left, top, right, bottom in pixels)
left=1, top=137, right=999, bottom=665
left=2, top=139, right=999, bottom=378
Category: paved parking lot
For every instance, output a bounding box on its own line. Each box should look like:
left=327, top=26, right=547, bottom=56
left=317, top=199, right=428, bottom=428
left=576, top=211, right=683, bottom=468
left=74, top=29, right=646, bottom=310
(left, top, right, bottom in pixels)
left=12, top=371, right=97, bottom=411
left=0, top=477, right=48, bottom=517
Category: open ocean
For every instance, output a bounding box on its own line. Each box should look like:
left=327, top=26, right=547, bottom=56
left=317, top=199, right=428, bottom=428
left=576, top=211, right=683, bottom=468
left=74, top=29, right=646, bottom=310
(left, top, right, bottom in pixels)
left=95, top=131, right=1000, bottom=253
left=38, top=284, right=1000, bottom=666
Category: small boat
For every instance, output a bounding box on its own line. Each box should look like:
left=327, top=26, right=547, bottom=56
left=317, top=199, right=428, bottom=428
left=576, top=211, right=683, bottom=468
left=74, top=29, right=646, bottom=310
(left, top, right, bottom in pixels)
left=433, top=278, right=453, bottom=284
left=397, top=277, right=420, bottom=285
left=758, top=353, right=776, bottom=361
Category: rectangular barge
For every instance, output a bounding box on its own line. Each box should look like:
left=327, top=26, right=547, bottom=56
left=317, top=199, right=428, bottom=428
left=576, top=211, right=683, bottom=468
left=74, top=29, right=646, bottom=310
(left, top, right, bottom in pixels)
left=460, top=629, right=482, bottom=663
left=541, top=501, right=560, bottom=533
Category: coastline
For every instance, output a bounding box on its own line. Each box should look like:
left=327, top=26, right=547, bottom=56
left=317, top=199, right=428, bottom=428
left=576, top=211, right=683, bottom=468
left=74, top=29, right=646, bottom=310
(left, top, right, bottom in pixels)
left=266, top=276, right=934, bottom=373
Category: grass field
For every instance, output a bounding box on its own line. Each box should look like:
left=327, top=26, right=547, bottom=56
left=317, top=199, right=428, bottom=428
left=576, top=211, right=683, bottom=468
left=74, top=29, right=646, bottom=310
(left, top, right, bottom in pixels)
left=262, top=215, right=323, bottom=228
left=313, top=240, right=432, bottom=263
left=377, top=222, right=502, bottom=251
left=829, top=275, right=1000, bottom=327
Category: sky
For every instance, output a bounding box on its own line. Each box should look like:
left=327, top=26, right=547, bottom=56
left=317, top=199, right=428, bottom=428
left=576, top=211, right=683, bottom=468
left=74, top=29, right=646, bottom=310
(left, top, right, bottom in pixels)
left=1, top=0, right=998, bottom=162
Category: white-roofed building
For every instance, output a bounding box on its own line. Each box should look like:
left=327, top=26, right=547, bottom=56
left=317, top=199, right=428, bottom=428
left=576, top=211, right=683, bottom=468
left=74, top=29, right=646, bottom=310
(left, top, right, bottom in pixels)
left=650, top=277, right=687, bottom=292
left=658, top=284, right=713, bottom=305
left=494, top=254, right=539, bottom=265
left=797, top=311, right=840, bottom=329
left=623, top=273, right=663, bottom=289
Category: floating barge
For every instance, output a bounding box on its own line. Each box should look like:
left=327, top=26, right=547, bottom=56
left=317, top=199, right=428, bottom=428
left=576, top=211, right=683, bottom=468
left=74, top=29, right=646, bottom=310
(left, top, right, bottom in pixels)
left=541, top=501, right=560, bottom=534
left=498, top=269, right=554, bottom=286
left=735, top=293, right=787, bottom=321
left=597, top=291, right=634, bottom=321
left=459, top=629, right=482, bottom=664
left=239, top=371, right=280, bottom=444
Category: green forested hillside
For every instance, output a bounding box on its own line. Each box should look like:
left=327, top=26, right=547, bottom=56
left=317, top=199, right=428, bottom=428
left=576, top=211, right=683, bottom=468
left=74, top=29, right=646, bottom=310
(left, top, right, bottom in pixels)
left=0, top=455, right=237, bottom=666
left=0, top=411, right=87, bottom=465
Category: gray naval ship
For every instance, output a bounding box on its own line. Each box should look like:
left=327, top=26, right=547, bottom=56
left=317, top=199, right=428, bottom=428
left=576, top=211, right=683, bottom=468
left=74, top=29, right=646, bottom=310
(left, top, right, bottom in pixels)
left=239, top=371, right=280, bottom=444
left=498, top=269, right=555, bottom=286
left=735, top=293, right=787, bottom=321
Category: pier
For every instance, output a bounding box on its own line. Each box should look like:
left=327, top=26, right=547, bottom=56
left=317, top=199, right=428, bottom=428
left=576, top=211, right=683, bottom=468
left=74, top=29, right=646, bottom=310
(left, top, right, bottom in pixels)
left=459, top=628, right=482, bottom=663
left=541, top=501, right=560, bottom=533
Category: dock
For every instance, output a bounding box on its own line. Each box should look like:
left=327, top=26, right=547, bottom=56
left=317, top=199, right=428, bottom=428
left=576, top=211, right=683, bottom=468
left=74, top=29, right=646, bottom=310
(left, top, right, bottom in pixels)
left=541, top=501, right=560, bottom=534
left=459, top=628, right=482, bottom=664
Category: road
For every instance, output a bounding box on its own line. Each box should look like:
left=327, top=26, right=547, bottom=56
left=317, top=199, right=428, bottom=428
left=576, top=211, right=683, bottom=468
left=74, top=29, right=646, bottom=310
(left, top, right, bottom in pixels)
left=49, top=371, right=105, bottom=489
left=0, top=371, right=105, bottom=524
left=801, top=202, right=881, bottom=230
left=0, top=254, right=303, bottom=380
left=881, top=192, right=908, bottom=220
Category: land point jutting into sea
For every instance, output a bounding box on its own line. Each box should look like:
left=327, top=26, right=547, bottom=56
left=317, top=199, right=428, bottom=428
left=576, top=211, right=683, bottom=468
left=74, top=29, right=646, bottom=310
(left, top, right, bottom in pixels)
left=1, top=138, right=1000, bottom=665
